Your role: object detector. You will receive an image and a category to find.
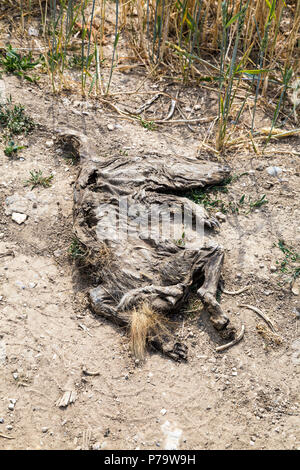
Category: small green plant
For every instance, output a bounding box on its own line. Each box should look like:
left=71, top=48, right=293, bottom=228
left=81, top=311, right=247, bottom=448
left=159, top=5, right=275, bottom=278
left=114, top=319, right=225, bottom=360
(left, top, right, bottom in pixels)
left=69, top=237, right=86, bottom=260
left=0, top=97, right=34, bottom=158
left=0, top=45, right=40, bottom=82
left=187, top=175, right=236, bottom=212
left=68, top=53, right=95, bottom=69
left=25, top=170, right=53, bottom=189
left=249, top=194, right=268, bottom=211
left=188, top=173, right=267, bottom=216
left=189, top=190, right=223, bottom=211
left=175, top=231, right=186, bottom=247
left=0, top=98, right=35, bottom=136
left=275, top=240, right=300, bottom=285
left=4, top=141, right=24, bottom=157
left=137, top=116, right=156, bottom=131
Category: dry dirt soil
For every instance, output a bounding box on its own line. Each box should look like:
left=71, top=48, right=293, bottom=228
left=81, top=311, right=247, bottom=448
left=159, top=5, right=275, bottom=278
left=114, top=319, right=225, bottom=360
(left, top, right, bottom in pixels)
left=0, top=66, right=299, bottom=450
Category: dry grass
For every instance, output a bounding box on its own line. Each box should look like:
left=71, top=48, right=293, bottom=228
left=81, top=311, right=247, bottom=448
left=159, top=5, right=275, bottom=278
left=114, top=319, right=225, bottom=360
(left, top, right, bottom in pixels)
left=1, top=1, right=299, bottom=149
left=125, top=0, right=299, bottom=70
left=129, top=302, right=171, bottom=360
left=256, top=323, right=283, bottom=348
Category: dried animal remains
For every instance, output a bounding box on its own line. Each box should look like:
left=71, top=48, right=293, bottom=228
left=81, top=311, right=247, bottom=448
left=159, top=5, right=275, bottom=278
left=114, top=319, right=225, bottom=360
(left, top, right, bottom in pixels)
left=65, top=130, right=236, bottom=361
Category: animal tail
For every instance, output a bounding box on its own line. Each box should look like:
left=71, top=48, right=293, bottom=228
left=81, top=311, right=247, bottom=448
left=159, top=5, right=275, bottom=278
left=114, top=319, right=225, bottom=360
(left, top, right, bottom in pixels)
left=129, top=302, right=169, bottom=360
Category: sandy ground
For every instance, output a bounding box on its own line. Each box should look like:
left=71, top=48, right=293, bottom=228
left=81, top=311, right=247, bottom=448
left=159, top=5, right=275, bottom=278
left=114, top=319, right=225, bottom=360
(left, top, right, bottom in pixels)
left=0, top=68, right=299, bottom=450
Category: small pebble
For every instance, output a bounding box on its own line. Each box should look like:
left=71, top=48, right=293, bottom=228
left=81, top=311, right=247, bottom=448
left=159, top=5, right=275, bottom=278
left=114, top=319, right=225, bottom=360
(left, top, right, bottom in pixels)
left=266, top=166, right=283, bottom=177
left=15, top=281, right=26, bottom=290
left=264, top=290, right=272, bottom=296
left=160, top=408, right=167, bottom=415
left=293, top=307, right=300, bottom=319
left=28, top=26, right=39, bottom=37
left=292, top=286, right=299, bottom=296
left=215, top=212, right=226, bottom=222
left=12, top=212, right=27, bottom=225
left=42, top=427, right=48, bottom=433
left=92, top=442, right=101, bottom=450
left=107, top=124, right=115, bottom=131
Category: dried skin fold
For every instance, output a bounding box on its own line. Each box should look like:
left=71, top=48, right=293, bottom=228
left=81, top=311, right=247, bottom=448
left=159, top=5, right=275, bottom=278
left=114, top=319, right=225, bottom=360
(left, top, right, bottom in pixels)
left=68, top=131, right=236, bottom=360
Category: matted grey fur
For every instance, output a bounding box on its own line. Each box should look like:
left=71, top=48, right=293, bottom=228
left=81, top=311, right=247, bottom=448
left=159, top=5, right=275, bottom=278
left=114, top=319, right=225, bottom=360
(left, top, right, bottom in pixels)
left=63, top=130, right=236, bottom=360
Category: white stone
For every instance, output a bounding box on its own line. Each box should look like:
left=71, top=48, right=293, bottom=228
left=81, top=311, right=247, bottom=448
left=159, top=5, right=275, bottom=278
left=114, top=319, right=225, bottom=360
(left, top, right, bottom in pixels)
left=216, top=212, right=226, bottom=222
left=292, top=286, right=299, bottom=296
left=266, top=166, right=283, bottom=177
left=28, top=26, right=39, bottom=37
left=92, top=442, right=101, bottom=450
left=11, top=212, right=27, bottom=224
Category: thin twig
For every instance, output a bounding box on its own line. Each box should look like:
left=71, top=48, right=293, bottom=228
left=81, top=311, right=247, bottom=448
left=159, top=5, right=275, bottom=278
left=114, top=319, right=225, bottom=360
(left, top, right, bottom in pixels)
left=216, top=325, right=245, bottom=352
left=125, top=93, right=161, bottom=115
left=153, top=117, right=215, bottom=124
left=221, top=286, right=251, bottom=295
left=82, top=366, right=100, bottom=376
left=176, top=104, right=195, bottom=132
left=0, top=251, right=14, bottom=258
left=0, top=434, right=14, bottom=439
left=162, top=91, right=178, bottom=121
left=238, top=304, right=276, bottom=332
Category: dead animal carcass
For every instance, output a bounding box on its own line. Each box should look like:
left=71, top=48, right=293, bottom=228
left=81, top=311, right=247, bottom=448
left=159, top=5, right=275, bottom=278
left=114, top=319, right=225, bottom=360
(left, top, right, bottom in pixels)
left=66, top=131, right=236, bottom=360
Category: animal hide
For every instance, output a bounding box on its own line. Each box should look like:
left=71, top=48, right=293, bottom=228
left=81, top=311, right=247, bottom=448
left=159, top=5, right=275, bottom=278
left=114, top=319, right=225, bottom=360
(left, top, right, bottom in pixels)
left=62, top=131, right=236, bottom=360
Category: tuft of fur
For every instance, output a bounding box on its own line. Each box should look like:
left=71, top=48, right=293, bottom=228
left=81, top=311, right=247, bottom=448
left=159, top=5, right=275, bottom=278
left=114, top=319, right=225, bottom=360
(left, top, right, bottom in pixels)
left=129, top=303, right=170, bottom=360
